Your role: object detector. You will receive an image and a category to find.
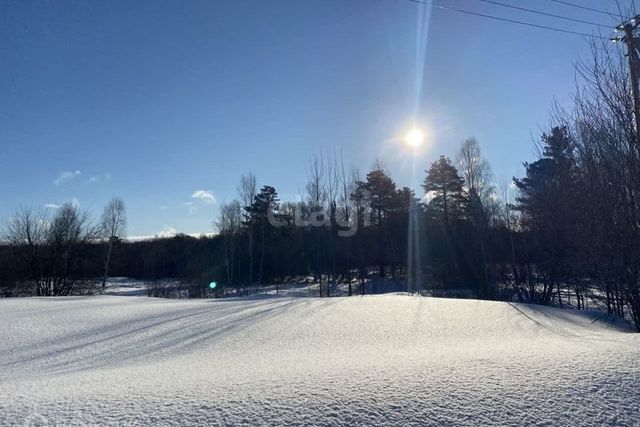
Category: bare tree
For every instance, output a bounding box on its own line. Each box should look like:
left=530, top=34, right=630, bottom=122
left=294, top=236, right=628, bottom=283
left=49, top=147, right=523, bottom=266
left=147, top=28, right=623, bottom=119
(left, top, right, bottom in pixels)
left=4, top=207, right=48, bottom=294
left=4, top=204, right=97, bottom=296
left=568, top=38, right=640, bottom=327
left=306, top=153, right=326, bottom=212
left=457, top=138, right=496, bottom=295
left=324, top=148, right=341, bottom=295
left=338, top=149, right=354, bottom=224
left=325, top=147, right=340, bottom=215
left=100, top=198, right=127, bottom=288
left=216, top=200, right=242, bottom=293
left=457, top=137, right=494, bottom=209
left=238, top=173, right=257, bottom=286
left=306, top=153, right=327, bottom=292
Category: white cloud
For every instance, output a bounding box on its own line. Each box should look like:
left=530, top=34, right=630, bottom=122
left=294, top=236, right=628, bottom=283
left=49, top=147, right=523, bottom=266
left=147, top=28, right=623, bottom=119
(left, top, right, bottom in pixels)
left=44, top=203, right=60, bottom=209
left=191, top=190, right=216, bottom=205
left=158, top=225, right=177, bottom=238
left=104, top=172, right=112, bottom=181
left=53, top=170, right=81, bottom=186
left=71, top=197, right=80, bottom=208
left=87, top=176, right=98, bottom=183
left=127, top=230, right=215, bottom=242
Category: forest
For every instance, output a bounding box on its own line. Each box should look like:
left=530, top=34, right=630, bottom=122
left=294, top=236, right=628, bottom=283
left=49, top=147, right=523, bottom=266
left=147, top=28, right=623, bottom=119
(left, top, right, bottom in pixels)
left=1, top=41, right=639, bottom=331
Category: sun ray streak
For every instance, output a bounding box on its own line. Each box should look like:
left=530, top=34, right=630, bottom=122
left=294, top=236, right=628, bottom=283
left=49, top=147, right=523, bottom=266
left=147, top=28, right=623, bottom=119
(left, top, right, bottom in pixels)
left=408, top=1, right=432, bottom=293
left=414, top=0, right=433, bottom=120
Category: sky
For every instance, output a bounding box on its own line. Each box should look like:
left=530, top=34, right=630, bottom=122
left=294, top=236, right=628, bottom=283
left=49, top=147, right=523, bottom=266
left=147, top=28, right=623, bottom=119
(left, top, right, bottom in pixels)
left=0, top=0, right=629, bottom=237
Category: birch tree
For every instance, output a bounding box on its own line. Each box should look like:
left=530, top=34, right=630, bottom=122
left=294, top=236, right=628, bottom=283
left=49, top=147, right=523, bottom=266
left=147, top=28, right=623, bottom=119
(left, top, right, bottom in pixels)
left=100, top=198, right=127, bottom=288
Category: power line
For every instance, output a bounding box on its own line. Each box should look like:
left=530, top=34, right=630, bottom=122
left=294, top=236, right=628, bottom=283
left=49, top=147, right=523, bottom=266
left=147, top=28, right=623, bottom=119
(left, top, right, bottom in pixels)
left=470, top=0, right=610, bottom=28
left=547, top=0, right=616, bottom=18
left=403, top=0, right=608, bottom=39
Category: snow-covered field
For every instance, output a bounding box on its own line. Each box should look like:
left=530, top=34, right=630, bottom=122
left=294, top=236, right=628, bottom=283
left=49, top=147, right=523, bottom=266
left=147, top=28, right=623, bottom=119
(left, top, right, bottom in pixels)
left=1, top=293, right=638, bottom=426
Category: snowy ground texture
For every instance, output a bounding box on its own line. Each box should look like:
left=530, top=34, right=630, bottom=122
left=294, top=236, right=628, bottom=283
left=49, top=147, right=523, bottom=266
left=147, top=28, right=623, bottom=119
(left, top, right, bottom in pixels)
left=1, top=292, right=639, bottom=426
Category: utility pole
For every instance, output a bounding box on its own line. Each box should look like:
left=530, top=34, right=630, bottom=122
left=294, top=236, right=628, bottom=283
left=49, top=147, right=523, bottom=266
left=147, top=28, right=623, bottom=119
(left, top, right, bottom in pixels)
left=615, top=16, right=640, bottom=145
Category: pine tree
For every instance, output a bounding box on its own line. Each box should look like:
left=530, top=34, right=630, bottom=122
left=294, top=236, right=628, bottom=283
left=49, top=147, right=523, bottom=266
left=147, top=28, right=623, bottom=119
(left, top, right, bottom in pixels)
left=246, top=186, right=280, bottom=285
left=423, top=156, right=467, bottom=228
left=513, top=126, right=577, bottom=305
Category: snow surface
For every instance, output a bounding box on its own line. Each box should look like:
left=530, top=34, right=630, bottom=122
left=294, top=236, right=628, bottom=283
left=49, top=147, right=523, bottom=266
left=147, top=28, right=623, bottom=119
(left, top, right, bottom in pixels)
left=1, top=293, right=638, bottom=426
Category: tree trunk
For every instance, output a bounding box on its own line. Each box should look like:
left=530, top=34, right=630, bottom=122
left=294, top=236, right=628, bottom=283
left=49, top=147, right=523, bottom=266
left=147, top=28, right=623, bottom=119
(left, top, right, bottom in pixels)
left=101, top=241, right=113, bottom=288
left=259, top=222, right=265, bottom=285
left=248, top=226, right=254, bottom=286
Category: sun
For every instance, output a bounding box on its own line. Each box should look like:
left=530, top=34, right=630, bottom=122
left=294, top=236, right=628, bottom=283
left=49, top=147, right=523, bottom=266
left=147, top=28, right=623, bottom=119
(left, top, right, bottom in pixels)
left=405, top=128, right=425, bottom=149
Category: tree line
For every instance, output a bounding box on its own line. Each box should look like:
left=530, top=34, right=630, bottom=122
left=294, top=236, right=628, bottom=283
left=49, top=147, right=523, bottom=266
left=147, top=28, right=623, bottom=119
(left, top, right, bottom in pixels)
left=0, top=199, right=126, bottom=296
left=1, top=40, right=639, bottom=330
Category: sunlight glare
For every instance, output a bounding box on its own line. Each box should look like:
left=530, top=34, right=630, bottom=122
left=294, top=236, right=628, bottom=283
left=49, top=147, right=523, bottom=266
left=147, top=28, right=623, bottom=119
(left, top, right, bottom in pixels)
left=406, top=128, right=425, bottom=149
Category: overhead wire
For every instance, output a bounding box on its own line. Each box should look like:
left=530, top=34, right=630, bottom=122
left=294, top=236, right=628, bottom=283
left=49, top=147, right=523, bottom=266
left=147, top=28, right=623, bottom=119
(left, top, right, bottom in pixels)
left=470, top=0, right=610, bottom=28
left=547, top=0, right=617, bottom=18
left=402, top=0, right=609, bottom=39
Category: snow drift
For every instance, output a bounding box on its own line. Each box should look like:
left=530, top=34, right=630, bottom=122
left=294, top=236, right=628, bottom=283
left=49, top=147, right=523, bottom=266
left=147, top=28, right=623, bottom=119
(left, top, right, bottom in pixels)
left=0, top=294, right=638, bottom=425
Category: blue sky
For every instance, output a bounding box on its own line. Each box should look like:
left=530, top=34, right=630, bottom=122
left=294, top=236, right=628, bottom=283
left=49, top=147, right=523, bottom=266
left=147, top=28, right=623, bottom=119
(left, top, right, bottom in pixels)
left=0, top=0, right=625, bottom=236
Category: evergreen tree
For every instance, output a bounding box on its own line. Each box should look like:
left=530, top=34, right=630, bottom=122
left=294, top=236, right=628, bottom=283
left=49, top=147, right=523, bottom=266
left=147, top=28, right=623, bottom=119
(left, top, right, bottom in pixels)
left=423, top=156, right=467, bottom=228
left=513, top=126, right=577, bottom=304
left=357, top=167, right=398, bottom=277
left=421, top=156, right=469, bottom=288
left=246, top=186, right=281, bottom=284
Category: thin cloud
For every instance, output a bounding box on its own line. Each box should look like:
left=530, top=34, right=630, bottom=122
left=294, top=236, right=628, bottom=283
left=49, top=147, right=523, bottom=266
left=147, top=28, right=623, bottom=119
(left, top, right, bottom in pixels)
left=53, top=170, right=81, bottom=186
left=44, top=197, right=79, bottom=209
left=86, top=172, right=112, bottom=184
left=191, top=190, right=216, bottom=205
left=181, top=202, right=197, bottom=214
